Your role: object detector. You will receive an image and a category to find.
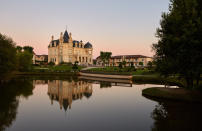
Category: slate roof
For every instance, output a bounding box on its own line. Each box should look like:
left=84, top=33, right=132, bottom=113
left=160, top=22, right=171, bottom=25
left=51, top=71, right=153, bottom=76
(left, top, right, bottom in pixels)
left=84, top=42, right=92, bottom=48
left=63, top=30, right=69, bottom=43
left=111, top=55, right=150, bottom=59
left=51, top=39, right=59, bottom=47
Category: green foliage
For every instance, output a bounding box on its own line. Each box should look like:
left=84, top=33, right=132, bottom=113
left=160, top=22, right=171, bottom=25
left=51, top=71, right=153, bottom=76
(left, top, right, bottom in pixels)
left=152, top=0, right=202, bottom=88
left=139, top=62, right=143, bottom=66
left=48, top=61, right=55, bottom=66
left=72, top=61, right=79, bottom=72
left=0, top=33, right=17, bottom=75
left=59, top=61, right=72, bottom=66
left=16, top=46, right=22, bottom=52
left=100, top=51, right=112, bottom=66
left=118, top=62, right=123, bottom=69
left=23, top=46, right=34, bottom=54
left=93, top=60, right=97, bottom=65
left=147, top=61, right=153, bottom=70
left=130, top=62, right=134, bottom=68
left=49, top=65, right=72, bottom=72
left=17, top=51, right=33, bottom=72
left=122, top=61, right=126, bottom=67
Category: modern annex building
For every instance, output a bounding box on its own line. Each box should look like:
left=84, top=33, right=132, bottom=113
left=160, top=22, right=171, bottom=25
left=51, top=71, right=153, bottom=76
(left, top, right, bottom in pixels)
left=48, top=30, right=93, bottom=65
left=96, top=55, right=152, bottom=67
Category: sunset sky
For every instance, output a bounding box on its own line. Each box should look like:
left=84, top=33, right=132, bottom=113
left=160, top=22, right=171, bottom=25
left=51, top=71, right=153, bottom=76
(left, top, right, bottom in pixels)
left=0, top=0, right=169, bottom=58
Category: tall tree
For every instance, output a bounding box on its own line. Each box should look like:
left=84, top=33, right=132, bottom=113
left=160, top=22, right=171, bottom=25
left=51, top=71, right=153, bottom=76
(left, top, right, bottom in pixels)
left=152, top=0, right=202, bottom=88
left=16, top=46, right=22, bottom=52
left=23, top=46, right=34, bottom=55
left=100, top=51, right=112, bottom=66
left=17, top=51, right=33, bottom=72
left=0, top=33, right=17, bottom=75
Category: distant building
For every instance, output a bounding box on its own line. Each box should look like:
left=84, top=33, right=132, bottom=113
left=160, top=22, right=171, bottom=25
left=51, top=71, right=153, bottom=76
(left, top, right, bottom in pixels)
left=48, top=30, right=93, bottom=65
left=33, top=54, right=48, bottom=65
left=95, top=55, right=153, bottom=67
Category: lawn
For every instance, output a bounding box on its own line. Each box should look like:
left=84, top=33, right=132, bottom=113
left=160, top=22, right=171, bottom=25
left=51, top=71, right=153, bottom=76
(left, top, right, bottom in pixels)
left=86, top=67, right=157, bottom=75
left=32, top=65, right=83, bottom=72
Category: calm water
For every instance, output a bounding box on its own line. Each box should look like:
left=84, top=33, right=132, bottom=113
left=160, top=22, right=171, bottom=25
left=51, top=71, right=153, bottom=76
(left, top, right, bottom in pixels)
left=0, top=77, right=202, bottom=131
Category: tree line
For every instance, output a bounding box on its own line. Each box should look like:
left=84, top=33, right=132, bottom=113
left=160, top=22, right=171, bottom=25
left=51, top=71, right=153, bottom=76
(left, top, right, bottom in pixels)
left=153, top=0, right=202, bottom=88
left=0, top=33, right=33, bottom=76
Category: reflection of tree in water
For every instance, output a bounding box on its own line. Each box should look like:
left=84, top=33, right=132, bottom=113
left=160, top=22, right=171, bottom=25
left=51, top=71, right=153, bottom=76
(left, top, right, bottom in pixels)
left=48, top=80, right=93, bottom=111
left=0, top=79, right=34, bottom=131
left=100, top=81, right=112, bottom=88
left=150, top=99, right=202, bottom=131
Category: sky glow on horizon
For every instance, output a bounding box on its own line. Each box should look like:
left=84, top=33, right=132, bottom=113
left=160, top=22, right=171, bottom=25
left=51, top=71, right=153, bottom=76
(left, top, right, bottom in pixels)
left=0, top=0, right=170, bottom=58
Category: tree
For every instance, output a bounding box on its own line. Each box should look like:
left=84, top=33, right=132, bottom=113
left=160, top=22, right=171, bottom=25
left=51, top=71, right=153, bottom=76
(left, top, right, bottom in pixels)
left=0, top=33, right=17, bottom=75
left=122, top=60, right=126, bottom=68
left=17, top=51, right=33, bottom=71
left=147, top=61, right=153, bottom=70
left=23, top=46, right=34, bottom=55
left=72, top=61, right=79, bottom=72
left=130, top=62, right=136, bottom=71
left=152, top=0, right=202, bottom=88
left=48, top=61, right=55, bottom=66
left=100, top=51, right=112, bottom=66
left=118, top=62, right=123, bottom=69
left=16, top=46, right=22, bottom=52
left=130, top=62, right=134, bottom=68
left=139, top=62, right=143, bottom=66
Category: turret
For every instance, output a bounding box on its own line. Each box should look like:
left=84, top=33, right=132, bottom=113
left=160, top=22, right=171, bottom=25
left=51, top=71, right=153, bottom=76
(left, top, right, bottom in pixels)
left=69, top=32, right=73, bottom=43
left=63, top=30, right=69, bottom=43
left=60, top=32, right=63, bottom=43
left=51, top=35, right=54, bottom=41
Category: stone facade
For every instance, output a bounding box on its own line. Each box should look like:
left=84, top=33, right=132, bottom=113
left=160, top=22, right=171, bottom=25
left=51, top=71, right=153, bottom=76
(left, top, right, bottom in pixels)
left=48, top=30, right=93, bottom=65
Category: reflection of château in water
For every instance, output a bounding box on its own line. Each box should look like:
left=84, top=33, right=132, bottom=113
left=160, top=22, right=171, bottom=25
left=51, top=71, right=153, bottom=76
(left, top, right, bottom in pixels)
left=47, top=80, right=93, bottom=111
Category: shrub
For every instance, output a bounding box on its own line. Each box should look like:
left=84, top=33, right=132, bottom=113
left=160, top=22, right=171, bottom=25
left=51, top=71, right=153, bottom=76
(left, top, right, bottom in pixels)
left=48, top=61, right=55, bottom=66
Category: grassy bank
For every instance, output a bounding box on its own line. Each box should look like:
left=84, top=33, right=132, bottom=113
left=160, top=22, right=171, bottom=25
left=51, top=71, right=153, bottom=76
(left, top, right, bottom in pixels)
left=32, top=65, right=83, bottom=73
left=85, top=67, right=157, bottom=75
left=14, top=71, right=78, bottom=76
left=142, top=87, right=202, bottom=103
left=132, top=75, right=184, bottom=86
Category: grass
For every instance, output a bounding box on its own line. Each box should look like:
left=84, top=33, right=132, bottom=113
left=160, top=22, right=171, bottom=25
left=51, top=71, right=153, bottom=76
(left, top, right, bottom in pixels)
left=86, top=67, right=157, bottom=75
left=31, top=65, right=84, bottom=73
left=142, top=87, right=202, bottom=103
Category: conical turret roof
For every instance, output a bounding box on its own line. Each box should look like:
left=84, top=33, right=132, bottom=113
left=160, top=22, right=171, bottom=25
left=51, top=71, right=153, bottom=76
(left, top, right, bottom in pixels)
left=63, top=30, right=69, bottom=43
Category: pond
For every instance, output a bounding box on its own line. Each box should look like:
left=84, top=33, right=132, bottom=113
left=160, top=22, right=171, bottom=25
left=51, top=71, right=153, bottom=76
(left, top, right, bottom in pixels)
left=0, top=76, right=202, bottom=131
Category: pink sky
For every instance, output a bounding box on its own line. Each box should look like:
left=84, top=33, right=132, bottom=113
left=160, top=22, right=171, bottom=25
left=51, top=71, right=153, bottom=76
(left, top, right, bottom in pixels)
left=0, top=0, right=169, bottom=58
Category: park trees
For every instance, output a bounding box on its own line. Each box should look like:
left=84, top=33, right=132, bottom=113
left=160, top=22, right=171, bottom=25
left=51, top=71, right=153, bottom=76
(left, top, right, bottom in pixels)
left=100, top=51, right=112, bottom=66
left=16, top=45, right=34, bottom=71
left=23, top=46, right=34, bottom=55
left=17, top=50, right=33, bottom=71
left=152, top=0, right=202, bottom=88
left=0, top=33, right=17, bottom=75
left=0, top=32, right=34, bottom=74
